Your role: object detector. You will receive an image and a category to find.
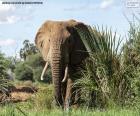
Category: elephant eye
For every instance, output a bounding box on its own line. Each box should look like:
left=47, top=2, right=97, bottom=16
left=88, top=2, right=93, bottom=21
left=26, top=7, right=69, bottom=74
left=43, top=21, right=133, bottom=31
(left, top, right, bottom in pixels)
left=40, top=41, right=44, bottom=47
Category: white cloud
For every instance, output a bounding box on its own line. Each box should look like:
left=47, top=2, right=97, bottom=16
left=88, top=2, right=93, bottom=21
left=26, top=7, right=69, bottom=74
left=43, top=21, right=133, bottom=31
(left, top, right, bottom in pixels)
left=0, top=15, right=21, bottom=24
left=0, top=39, right=16, bottom=46
left=6, top=16, right=20, bottom=24
left=0, top=0, right=17, bottom=24
left=100, top=0, right=114, bottom=9
left=0, top=0, right=34, bottom=24
left=0, top=0, right=15, bottom=13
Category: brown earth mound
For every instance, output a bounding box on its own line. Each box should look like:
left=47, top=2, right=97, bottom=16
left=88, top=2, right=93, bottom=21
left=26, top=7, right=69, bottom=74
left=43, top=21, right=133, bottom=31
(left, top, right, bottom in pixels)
left=0, top=86, right=37, bottom=103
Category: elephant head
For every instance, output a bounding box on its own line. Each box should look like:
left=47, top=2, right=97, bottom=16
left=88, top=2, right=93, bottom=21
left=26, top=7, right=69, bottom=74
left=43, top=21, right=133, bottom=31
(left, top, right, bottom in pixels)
left=35, top=19, right=88, bottom=106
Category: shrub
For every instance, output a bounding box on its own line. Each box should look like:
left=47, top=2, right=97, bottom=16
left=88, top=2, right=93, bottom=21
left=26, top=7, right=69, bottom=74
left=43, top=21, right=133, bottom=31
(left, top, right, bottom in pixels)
left=15, top=62, right=34, bottom=81
left=0, top=52, right=13, bottom=95
left=74, top=26, right=130, bottom=108
left=0, top=52, right=8, bottom=78
left=26, top=53, right=45, bottom=68
left=26, top=53, right=52, bottom=83
left=14, top=53, right=52, bottom=83
left=121, top=18, right=140, bottom=107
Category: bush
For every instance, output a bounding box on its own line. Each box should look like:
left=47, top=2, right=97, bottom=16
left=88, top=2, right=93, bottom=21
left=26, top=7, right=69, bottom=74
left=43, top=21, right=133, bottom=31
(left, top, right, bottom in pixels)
left=0, top=52, right=8, bottom=78
left=14, top=53, right=52, bottom=83
left=0, top=52, right=13, bottom=94
left=74, top=26, right=129, bottom=108
left=26, top=53, right=52, bottom=83
left=121, top=19, right=140, bottom=107
left=15, top=62, right=34, bottom=81
left=26, top=53, right=45, bottom=68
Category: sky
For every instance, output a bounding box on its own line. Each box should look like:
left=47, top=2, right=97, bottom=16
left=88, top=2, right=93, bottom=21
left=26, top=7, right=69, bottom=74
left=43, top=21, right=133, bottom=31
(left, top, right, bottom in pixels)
left=0, top=0, right=140, bottom=57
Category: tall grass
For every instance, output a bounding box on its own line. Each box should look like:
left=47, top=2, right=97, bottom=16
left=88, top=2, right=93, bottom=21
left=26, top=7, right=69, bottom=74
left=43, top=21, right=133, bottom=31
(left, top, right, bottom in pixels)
left=74, top=26, right=133, bottom=108
left=32, top=84, right=54, bottom=109
left=121, top=17, right=140, bottom=108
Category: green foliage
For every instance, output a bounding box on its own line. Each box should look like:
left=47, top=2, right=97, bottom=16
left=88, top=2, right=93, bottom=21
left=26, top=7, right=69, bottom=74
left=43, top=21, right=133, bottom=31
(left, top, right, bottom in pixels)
left=15, top=62, right=34, bottom=81
left=25, top=53, right=45, bottom=81
left=26, top=53, right=52, bottom=82
left=75, top=26, right=130, bottom=108
left=6, top=56, right=17, bottom=72
left=20, top=40, right=38, bottom=61
left=33, top=67, right=51, bottom=82
left=122, top=18, right=140, bottom=107
left=26, top=53, right=45, bottom=68
left=0, top=51, right=13, bottom=94
left=74, top=17, right=140, bottom=109
left=0, top=104, right=140, bottom=116
left=122, top=20, right=140, bottom=67
left=0, top=52, right=8, bottom=78
left=14, top=53, right=52, bottom=83
left=32, top=84, right=54, bottom=109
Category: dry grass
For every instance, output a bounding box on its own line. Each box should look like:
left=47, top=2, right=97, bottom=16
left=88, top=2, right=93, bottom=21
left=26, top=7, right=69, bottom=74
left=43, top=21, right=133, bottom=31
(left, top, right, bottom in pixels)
left=0, top=84, right=37, bottom=103
left=11, top=92, right=33, bottom=102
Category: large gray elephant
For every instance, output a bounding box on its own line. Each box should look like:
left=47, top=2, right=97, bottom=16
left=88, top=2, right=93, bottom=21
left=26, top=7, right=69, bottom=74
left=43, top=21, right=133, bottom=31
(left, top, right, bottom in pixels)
left=35, top=19, right=88, bottom=109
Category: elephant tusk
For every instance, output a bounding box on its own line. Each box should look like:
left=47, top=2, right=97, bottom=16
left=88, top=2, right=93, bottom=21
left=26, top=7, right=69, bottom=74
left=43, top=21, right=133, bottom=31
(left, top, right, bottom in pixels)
left=41, top=62, right=49, bottom=80
left=62, top=65, right=68, bottom=83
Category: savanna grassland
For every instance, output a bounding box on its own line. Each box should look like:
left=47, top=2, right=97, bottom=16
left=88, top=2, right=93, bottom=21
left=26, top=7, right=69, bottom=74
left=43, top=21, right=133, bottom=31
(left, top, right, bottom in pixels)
left=0, top=83, right=139, bottom=116
left=1, top=18, right=140, bottom=116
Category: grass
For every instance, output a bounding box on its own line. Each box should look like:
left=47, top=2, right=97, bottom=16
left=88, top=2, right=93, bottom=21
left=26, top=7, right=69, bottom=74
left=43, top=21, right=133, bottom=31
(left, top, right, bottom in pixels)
left=0, top=82, right=139, bottom=116
left=0, top=104, right=140, bottom=116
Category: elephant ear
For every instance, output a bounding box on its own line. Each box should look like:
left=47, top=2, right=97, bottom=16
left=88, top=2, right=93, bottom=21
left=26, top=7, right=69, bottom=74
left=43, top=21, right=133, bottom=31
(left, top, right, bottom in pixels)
left=35, top=22, right=46, bottom=48
left=67, top=20, right=89, bottom=65
left=35, top=21, right=51, bottom=61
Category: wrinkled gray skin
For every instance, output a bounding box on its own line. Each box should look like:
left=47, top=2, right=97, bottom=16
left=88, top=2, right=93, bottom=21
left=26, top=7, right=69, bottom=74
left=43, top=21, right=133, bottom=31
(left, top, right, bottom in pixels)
left=35, top=19, right=88, bottom=109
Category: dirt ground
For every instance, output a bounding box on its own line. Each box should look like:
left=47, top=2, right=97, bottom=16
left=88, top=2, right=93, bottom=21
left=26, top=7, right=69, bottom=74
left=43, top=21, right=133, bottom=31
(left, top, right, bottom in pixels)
left=0, top=85, right=37, bottom=103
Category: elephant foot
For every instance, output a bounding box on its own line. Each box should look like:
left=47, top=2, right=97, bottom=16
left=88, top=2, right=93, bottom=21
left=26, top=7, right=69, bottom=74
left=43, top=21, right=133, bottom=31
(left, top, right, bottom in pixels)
left=64, top=98, right=70, bottom=111
left=71, top=104, right=79, bottom=109
left=64, top=103, right=79, bottom=111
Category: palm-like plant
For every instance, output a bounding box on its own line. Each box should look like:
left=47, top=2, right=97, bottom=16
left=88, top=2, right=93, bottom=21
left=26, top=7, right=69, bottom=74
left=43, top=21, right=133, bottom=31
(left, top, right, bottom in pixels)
left=74, top=26, right=130, bottom=108
left=0, top=52, right=12, bottom=97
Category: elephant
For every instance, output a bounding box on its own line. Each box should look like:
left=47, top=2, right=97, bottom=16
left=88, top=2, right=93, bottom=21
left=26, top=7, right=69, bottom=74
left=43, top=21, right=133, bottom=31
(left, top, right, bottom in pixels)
left=35, top=19, right=89, bottom=109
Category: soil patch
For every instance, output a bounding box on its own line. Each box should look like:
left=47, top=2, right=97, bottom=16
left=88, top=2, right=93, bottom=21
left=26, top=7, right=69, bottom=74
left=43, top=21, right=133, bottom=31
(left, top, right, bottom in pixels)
left=0, top=86, right=37, bottom=103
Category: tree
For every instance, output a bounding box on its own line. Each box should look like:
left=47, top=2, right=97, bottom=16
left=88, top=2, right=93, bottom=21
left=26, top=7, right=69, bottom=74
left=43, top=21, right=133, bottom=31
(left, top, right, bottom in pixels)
left=20, top=40, right=38, bottom=60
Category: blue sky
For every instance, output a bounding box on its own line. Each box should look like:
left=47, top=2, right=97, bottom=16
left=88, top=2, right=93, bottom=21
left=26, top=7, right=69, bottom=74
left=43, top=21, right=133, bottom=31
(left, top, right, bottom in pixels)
left=0, top=0, right=139, bottom=57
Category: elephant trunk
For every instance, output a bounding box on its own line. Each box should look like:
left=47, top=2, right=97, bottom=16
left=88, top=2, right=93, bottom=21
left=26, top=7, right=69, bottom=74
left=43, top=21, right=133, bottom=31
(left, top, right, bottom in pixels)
left=51, top=45, right=63, bottom=106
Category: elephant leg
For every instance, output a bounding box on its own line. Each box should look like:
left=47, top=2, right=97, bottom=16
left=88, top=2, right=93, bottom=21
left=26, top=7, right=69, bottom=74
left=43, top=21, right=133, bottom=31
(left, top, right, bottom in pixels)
left=64, top=78, right=73, bottom=110
left=73, top=87, right=81, bottom=108
left=61, top=81, right=67, bottom=106
left=71, top=66, right=81, bottom=108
